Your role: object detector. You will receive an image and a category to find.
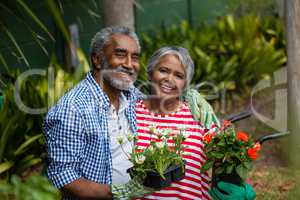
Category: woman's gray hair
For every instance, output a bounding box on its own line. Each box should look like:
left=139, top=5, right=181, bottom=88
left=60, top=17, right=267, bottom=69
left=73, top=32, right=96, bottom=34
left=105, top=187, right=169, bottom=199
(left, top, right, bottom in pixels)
left=90, top=26, right=141, bottom=58
left=147, top=46, right=194, bottom=84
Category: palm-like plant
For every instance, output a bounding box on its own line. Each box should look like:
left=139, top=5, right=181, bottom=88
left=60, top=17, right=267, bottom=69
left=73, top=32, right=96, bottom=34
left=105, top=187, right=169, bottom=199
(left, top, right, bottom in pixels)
left=0, top=0, right=101, bottom=74
left=0, top=0, right=55, bottom=69
left=0, top=0, right=92, bottom=178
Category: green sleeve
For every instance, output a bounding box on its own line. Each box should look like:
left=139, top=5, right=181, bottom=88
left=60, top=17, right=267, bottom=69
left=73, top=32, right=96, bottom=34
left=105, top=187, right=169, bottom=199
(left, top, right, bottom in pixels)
left=184, top=88, right=220, bottom=129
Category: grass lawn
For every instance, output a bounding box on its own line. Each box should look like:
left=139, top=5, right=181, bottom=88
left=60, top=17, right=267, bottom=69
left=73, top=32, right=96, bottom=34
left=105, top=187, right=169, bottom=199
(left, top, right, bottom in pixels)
left=248, top=164, right=298, bottom=200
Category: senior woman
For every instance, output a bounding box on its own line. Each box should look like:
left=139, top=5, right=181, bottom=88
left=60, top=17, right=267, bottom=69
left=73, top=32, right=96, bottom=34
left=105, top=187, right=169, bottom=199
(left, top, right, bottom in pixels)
left=133, top=46, right=256, bottom=200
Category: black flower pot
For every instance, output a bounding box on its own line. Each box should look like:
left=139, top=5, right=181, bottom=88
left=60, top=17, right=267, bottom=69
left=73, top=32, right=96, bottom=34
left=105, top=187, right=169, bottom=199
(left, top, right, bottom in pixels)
left=143, top=169, right=173, bottom=189
left=127, top=162, right=186, bottom=189
left=211, top=170, right=243, bottom=188
left=168, top=163, right=186, bottom=182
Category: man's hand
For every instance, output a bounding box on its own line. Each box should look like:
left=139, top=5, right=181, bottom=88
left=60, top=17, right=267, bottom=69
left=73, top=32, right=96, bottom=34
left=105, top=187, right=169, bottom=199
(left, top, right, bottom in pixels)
left=209, top=181, right=256, bottom=200
left=111, top=177, right=155, bottom=200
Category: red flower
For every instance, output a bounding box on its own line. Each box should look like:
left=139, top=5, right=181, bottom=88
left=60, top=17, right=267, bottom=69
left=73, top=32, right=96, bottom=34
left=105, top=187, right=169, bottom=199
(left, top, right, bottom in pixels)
left=247, top=148, right=259, bottom=160
left=219, top=120, right=232, bottom=131
left=223, top=120, right=232, bottom=128
left=203, top=133, right=214, bottom=143
left=168, top=146, right=175, bottom=152
left=135, top=148, right=144, bottom=153
left=237, top=131, right=249, bottom=142
left=253, top=143, right=261, bottom=151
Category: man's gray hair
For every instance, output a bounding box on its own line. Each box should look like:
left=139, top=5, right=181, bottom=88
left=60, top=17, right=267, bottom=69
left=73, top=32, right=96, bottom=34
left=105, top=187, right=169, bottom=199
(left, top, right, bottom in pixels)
left=90, top=26, right=141, bottom=58
left=147, top=46, right=194, bottom=84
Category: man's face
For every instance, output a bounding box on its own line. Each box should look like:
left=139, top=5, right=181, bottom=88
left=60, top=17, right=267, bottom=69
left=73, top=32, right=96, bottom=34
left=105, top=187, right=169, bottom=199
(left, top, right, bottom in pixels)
left=99, top=34, right=140, bottom=91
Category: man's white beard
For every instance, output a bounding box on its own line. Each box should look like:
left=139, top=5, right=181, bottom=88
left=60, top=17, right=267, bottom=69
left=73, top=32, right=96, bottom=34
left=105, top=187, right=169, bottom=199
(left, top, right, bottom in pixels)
left=100, top=60, right=136, bottom=91
left=103, top=72, right=133, bottom=91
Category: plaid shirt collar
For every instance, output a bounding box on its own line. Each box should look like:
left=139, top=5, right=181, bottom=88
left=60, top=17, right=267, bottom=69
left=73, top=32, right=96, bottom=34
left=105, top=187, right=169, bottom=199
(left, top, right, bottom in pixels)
left=86, top=71, right=138, bottom=134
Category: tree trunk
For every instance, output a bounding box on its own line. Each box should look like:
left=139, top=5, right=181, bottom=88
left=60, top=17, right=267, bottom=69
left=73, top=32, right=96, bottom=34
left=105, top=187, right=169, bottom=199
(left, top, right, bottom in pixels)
left=102, top=0, right=135, bottom=30
left=285, top=0, right=300, bottom=166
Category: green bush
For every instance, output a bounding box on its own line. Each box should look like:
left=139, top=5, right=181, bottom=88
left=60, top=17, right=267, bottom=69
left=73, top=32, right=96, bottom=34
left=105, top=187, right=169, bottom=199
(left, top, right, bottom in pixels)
left=138, top=15, right=286, bottom=93
left=0, top=174, right=60, bottom=200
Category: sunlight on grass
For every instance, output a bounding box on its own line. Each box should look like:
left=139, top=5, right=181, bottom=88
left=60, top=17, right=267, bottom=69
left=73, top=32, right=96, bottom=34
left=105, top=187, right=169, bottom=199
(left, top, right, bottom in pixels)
left=248, top=165, right=298, bottom=200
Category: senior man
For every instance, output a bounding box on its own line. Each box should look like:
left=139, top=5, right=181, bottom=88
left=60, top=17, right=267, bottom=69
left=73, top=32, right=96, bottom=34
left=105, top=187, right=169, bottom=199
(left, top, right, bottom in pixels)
left=44, top=26, right=149, bottom=199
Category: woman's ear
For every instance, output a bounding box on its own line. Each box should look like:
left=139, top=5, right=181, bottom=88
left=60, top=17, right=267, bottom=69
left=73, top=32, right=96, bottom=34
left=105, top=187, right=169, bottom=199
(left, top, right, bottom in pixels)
left=91, top=54, right=101, bottom=70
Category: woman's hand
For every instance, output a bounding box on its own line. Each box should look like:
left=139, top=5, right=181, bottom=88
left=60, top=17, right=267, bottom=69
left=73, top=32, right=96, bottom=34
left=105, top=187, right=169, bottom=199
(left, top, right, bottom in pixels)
left=209, top=181, right=256, bottom=200
left=111, top=176, right=155, bottom=200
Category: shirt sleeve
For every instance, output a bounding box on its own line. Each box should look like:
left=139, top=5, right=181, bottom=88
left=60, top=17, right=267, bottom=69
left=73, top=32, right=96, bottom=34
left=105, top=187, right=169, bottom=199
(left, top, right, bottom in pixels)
left=43, top=103, right=84, bottom=188
left=202, top=106, right=220, bottom=129
left=185, top=88, right=220, bottom=129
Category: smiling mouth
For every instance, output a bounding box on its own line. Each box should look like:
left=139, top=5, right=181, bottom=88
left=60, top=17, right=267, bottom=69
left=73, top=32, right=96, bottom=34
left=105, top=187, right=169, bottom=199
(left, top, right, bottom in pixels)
left=119, top=71, right=134, bottom=76
left=160, top=84, right=175, bottom=93
left=114, top=71, right=138, bottom=83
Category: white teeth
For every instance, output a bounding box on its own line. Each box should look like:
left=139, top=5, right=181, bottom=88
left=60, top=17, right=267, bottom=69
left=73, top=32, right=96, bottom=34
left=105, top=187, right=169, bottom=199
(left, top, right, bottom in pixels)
left=160, top=84, right=174, bottom=93
left=162, top=85, right=171, bottom=89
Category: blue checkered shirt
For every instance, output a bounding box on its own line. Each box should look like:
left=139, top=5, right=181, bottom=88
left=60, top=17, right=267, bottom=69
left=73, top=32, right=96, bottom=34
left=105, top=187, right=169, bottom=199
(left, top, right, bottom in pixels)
left=43, top=72, right=141, bottom=199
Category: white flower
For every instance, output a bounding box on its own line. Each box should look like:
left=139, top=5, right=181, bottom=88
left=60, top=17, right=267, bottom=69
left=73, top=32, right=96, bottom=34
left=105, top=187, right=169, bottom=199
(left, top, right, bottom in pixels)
left=117, top=136, right=124, bottom=144
left=162, top=129, right=172, bottom=136
left=148, top=145, right=154, bottom=152
left=179, top=127, right=186, bottom=132
left=154, top=128, right=170, bottom=140
left=171, top=129, right=188, bottom=141
left=149, top=126, right=156, bottom=134
left=182, top=131, right=189, bottom=139
left=156, top=128, right=163, bottom=135
left=126, top=134, right=134, bottom=142
left=155, top=141, right=164, bottom=149
left=135, top=155, right=146, bottom=164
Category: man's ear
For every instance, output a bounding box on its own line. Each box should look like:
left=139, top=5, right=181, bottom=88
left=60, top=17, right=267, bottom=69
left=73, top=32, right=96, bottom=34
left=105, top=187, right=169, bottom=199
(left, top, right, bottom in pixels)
left=147, top=72, right=152, bottom=81
left=91, top=54, right=101, bottom=70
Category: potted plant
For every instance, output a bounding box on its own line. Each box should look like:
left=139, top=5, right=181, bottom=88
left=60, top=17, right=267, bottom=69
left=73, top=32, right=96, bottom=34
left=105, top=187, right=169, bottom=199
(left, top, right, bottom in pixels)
left=200, top=121, right=261, bottom=187
left=118, top=127, right=187, bottom=189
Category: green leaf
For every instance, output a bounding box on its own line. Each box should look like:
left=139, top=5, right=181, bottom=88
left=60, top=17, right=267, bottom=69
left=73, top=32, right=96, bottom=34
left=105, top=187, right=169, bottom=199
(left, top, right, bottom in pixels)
left=45, top=0, right=70, bottom=42
left=0, top=53, right=10, bottom=74
left=0, top=182, right=13, bottom=194
left=243, top=161, right=253, bottom=170
left=14, top=134, right=43, bottom=156
left=27, top=28, right=49, bottom=56
left=0, top=118, right=17, bottom=161
left=16, top=0, right=54, bottom=41
left=201, top=160, right=213, bottom=172
left=226, top=164, right=234, bottom=174
left=0, top=161, right=14, bottom=174
left=16, top=158, right=42, bottom=174
left=215, top=166, right=225, bottom=175
left=236, top=164, right=248, bottom=180
left=1, top=25, right=29, bottom=67
left=211, top=152, right=225, bottom=159
left=216, top=140, right=226, bottom=147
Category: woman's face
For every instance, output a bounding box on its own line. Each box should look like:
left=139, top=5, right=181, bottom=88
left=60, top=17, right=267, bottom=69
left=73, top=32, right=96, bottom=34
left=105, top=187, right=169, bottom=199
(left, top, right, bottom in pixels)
left=149, top=54, right=187, bottom=99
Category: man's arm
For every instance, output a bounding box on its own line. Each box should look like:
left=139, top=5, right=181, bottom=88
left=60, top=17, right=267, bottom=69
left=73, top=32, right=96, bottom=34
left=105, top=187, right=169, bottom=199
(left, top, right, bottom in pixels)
left=62, top=178, right=112, bottom=199
left=44, top=104, right=112, bottom=199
